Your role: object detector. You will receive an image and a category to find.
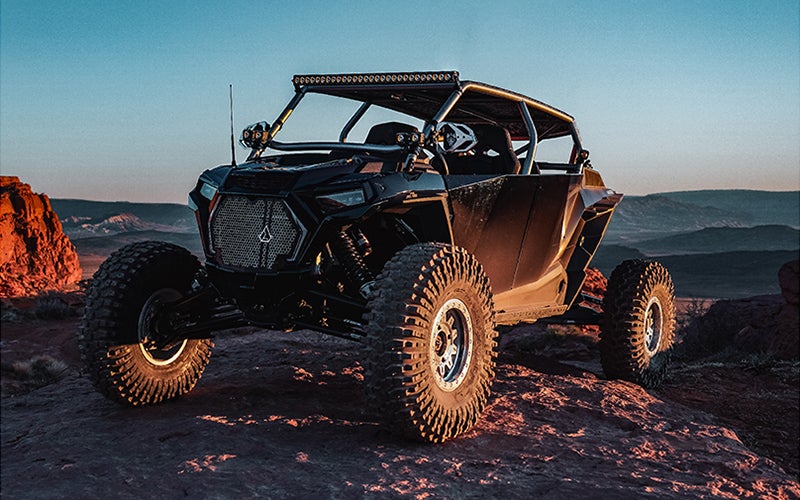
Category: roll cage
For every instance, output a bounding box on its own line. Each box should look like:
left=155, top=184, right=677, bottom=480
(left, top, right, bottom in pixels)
left=243, top=71, right=586, bottom=173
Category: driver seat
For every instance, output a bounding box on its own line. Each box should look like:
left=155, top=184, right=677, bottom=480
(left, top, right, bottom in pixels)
left=445, top=124, right=521, bottom=175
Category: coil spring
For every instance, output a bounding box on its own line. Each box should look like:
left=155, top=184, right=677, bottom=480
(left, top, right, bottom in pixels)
left=331, top=231, right=374, bottom=295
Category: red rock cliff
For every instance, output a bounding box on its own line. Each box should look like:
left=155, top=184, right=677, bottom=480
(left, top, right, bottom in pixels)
left=0, top=176, right=82, bottom=297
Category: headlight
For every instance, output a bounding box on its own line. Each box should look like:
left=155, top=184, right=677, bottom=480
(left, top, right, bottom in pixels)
left=188, top=179, right=219, bottom=211
left=199, top=182, right=218, bottom=201
left=316, top=188, right=365, bottom=211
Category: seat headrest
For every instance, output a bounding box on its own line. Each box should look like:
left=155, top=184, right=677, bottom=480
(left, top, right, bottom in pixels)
left=471, top=124, right=521, bottom=174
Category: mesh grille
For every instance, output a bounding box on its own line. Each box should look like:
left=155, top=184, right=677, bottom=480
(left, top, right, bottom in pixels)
left=210, top=196, right=304, bottom=269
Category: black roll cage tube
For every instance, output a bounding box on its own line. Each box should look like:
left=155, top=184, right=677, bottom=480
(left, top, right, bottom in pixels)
left=247, top=81, right=585, bottom=173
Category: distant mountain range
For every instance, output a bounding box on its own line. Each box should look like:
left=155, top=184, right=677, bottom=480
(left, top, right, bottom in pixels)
left=634, top=225, right=799, bottom=255
left=594, top=189, right=799, bottom=298
left=658, top=190, right=800, bottom=227
left=604, top=190, right=799, bottom=244
left=51, top=189, right=799, bottom=299
left=51, top=199, right=196, bottom=238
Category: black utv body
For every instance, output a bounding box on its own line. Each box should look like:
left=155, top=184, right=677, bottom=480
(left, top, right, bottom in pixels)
left=80, top=71, right=676, bottom=442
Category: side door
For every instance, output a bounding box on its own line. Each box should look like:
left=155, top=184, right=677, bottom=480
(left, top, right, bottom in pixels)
left=512, top=171, right=584, bottom=290
left=446, top=174, right=537, bottom=294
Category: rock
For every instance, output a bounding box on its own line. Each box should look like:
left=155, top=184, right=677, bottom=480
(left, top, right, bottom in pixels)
left=0, top=176, right=81, bottom=298
left=582, top=267, right=607, bottom=297
left=772, top=303, right=800, bottom=358
left=680, top=260, right=800, bottom=360
left=684, top=292, right=798, bottom=360
left=778, top=259, right=799, bottom=306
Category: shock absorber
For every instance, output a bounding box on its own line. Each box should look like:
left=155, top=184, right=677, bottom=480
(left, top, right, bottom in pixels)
left=331, top=230, right=375, bottom=299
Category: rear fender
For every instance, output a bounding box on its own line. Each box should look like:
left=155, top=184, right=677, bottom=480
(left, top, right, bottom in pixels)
left=563, top=190, right=623, bottom=308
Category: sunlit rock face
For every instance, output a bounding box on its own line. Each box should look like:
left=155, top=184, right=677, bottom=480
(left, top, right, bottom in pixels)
left=582, top=267, right=608, bottom=297
left=0, top=176, right=81, bottom=298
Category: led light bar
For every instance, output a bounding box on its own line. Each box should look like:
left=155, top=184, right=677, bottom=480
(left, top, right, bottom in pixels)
left=292, top=71, right=459, bottom=88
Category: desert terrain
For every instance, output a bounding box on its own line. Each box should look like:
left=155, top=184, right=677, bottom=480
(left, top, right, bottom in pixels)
left=2, top=183, right=798, bottom=498
left=1, top=303, right=798, bottom=499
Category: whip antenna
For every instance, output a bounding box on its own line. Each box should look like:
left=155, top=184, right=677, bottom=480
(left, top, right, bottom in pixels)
left=229, top=84, right=237, bottom=167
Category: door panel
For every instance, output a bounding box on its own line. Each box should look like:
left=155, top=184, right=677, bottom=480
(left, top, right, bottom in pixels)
left=514, top=174, right=584, bottom=288
left=447, top=175, right=537, bottom=293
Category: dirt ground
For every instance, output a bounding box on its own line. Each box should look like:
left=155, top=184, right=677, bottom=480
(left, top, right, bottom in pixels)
left=1, top=309, right=798, bottom=499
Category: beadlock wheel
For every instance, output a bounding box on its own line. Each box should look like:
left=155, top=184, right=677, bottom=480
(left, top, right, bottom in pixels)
left=430, top=298, right=474, bottom=392
left=600, top=259, right=676, bottom=389
left=137, top=288, right=188, bottom=366
left=364, top=243, right=498, bottom=443
left=643, top=296, right=663, bottom=357
left=79, top=241, right=214, bottom=406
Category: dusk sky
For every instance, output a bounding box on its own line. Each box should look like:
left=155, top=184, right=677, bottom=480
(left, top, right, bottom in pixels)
left=1, top=0, right=798, bottom=203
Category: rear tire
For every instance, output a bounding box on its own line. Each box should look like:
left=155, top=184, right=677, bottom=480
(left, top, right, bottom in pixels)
left=79, top=241, right=213, bottom=406
left=600, top=259, right=675, bottom=388
left=364, top=243, right=498, bottom=443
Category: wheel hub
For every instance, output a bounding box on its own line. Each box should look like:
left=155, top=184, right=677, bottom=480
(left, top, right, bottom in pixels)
left=137, top=288, right=188, bottom=366
left=643, top=296, right=664, bottom=357
left=429, top=298, right=474, bottom=392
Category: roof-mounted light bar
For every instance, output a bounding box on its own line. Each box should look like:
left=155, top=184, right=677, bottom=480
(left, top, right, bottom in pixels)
left=292, top=71, right=459, bottom=88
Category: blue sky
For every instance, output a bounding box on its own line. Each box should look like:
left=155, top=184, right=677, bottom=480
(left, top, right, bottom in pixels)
left=1, top=0, right=798, bottom=203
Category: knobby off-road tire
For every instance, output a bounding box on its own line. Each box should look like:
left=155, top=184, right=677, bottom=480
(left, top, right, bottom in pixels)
left=600, top=259, right=676, bottom=388
left=364, top=243, right=498, bottom=443
left=79, top=241, right=213, bottom=406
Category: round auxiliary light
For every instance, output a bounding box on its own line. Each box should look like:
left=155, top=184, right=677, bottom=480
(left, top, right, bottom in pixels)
left=368, top=75, right=374, bottom=82
left=379, top=75, right=385, bottom=82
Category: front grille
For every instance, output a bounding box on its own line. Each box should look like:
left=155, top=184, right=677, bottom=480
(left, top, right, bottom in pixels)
left=209, top=195, right=305, bottom=270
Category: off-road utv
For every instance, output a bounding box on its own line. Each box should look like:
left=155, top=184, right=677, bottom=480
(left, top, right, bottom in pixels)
left=79, top=71, right=675, bottom=442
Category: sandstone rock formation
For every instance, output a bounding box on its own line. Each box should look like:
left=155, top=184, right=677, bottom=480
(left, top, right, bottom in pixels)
left=582, top=267, right=608, bottom=297
left=0, top=177, right=81, bottom=298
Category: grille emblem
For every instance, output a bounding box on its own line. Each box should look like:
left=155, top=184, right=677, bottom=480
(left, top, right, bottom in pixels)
left=210, top=195, right=306, bottom=269
left=258, top=224, right=273, bottom=243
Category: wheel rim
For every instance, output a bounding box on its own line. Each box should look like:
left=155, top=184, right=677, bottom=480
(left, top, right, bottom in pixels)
left=137, top=288, right=187, bottom=366
left=643, top=296, right=664, bottom=357
left=429, top=298, right=474, bottom=392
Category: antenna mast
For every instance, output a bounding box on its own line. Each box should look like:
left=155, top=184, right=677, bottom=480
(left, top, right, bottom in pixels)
left=229, top=84, right=237, bottom=167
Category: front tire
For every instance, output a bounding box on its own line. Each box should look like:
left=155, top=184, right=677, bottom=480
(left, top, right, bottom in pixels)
left=600, top=259, right=675, bottom=388
left=79, top=241, right=213, bottom=406
left=364, top=243, right=498, bottom=443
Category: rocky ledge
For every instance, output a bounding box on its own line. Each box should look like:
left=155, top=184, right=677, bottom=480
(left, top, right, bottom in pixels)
left=0, top=176, right=81, bottom=298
